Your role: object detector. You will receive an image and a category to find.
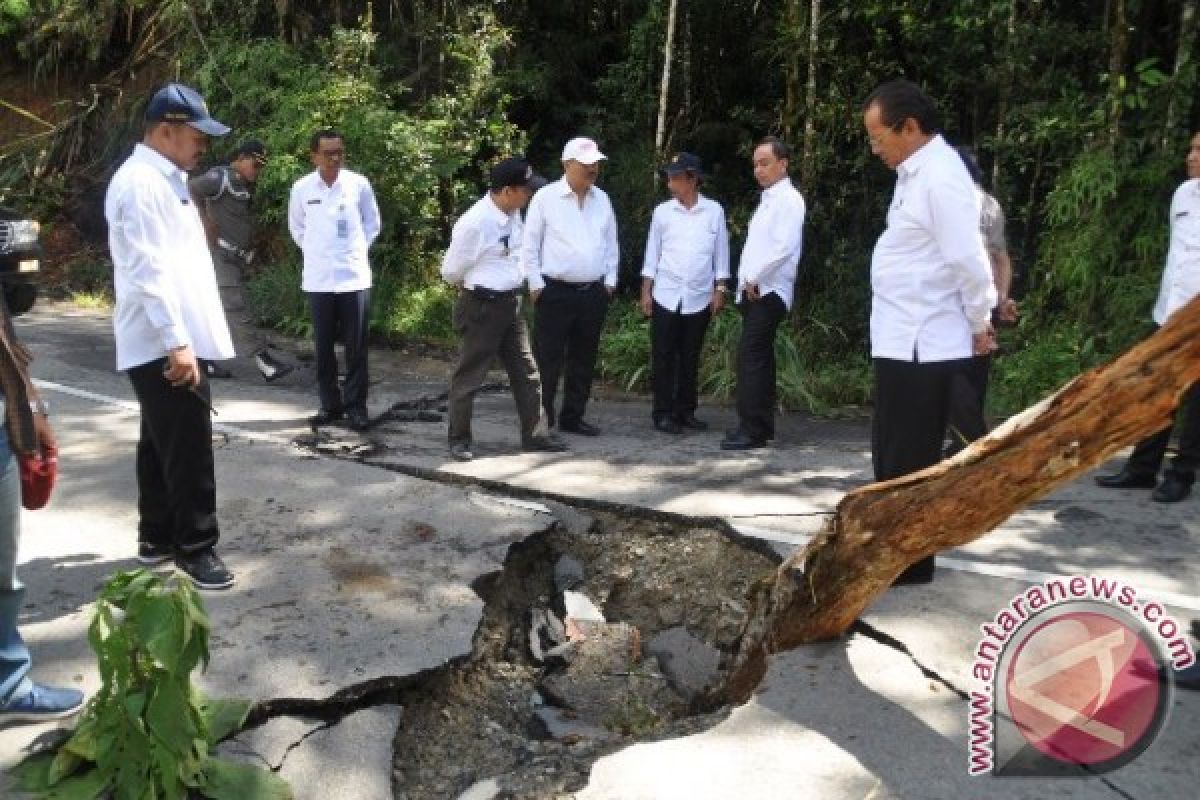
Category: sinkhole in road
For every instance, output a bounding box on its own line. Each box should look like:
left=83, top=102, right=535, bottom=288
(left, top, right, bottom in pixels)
left=390, top=507, right=780, bottom=800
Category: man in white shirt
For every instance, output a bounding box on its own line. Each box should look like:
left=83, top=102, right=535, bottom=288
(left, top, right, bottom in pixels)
left=862, top=79, right=997, bottom=584
left=288, top=129, right=382, bottom=432
left=105, top=83, right=237, bottom=590
left=1095, top=130, right=1200, bottom=504
left=441, top=157, right=567, bottom=461
left=640, top=152, right=731, bottom=434
left=720, top=137, right=806, bottom=451
left=522, top=136, right=619, bottom=437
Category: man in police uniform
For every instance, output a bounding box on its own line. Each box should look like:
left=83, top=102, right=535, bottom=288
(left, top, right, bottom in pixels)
left=189, top=140, right=293, bottom=382
left=441, top=157, right=566, bottom=461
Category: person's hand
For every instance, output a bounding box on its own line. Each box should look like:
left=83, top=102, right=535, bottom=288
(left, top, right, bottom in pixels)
left=32, top=411, right=56, bottom=457
left=972, top=324, right=998, bottom=356
left=639, top=291, right=653, bottom=318
left=164, top=345, right=200, bottom=388
left=744, top=283, right=761, bottom=302
left=710, top=289, right=726, bottom=314
left=997, top=297, right=1019, bottom=324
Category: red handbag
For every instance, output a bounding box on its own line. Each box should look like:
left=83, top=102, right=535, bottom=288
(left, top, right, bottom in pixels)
left=19, top=444, right=57, bottom=510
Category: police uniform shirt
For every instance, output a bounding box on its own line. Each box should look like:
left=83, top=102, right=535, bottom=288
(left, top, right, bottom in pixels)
left=287, top=168, right=382, bottom=293
left=105, top=143, right=235, bottom=370
left=1153, top=177, right=1200, bottom=325
left=641, top=194, right=731, bottom=314
left=188, top=166, right=254, bottom=251
left=441, top=193, right=524, bottom=291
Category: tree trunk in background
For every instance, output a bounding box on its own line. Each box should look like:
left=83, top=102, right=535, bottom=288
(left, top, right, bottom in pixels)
left=722, top=296, right=1200, bottom=704
left=782, top=0, right=801, bottom=143
left=1106, top=0, right=1129, bottom=148
left=800, top=0, right=820, bottom=189
left=993, top=0, right=1018, bottom=187
left=654, top=0, right=679, bottom=159
left=1163, top=0, right=1199, bottom=148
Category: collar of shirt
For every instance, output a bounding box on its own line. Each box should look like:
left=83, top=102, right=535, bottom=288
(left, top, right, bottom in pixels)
left=484, top=192, right=511, bottom=225
left=132, top=143, right=189, bottom=194
left=896, top=134, right=944, bottom=179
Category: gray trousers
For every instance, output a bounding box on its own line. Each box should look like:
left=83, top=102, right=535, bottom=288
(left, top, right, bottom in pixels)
left=448, top=291, right=545, bottom=446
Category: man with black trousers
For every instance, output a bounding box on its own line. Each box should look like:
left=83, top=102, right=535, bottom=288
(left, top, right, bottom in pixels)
left=862, top=79, right=997, bottom=585
left=1094, top=130, right=1200, bottom=504
left=288, top=129, right=382, bottom=431
left=721, top=137, right=806, bottom=450
left=522, top=136, right=618, bottom=437
left=640, top=152, right=731, bottom=434
left=105, top=83, right=237, bottom=590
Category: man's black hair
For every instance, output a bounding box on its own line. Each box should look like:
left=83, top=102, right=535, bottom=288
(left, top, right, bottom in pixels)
left=757, top=136, right=790, bottom=161
left=862, top=79, right=941, bottom=134
left=309, top=128, right=344, bottom=153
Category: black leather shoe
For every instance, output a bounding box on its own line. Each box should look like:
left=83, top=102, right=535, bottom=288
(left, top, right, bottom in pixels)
left=1094, top=468, right=1157, bottom=489
left=559, top=419, right=600, bottom=436
left=653, top=417, right=682, bottom=434
left=675, top=414, right=708, bottom=431
left=523, top=433, right=568, bottom=453
left=346, top=409, right=371, bottom=431
left=1175, top=660, right=1200, bottom=690
left=892, top=556, right=936, bottom=586
left=720, top=430, right=767, bottom=450
left=1152, top=474, right=1193, bottom=503
left=309, top=409, right=343, bottom=427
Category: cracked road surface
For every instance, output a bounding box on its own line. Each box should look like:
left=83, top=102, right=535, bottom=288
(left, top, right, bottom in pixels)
left=1, top=301, right=1197, bottom=799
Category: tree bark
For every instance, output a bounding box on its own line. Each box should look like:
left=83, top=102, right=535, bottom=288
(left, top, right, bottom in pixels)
left=722, top=297, right=1200, bottom=705
left=800, top=0, right=820, bottom=189
left=654, top=0, right=680, bottom=159
left=1163, top=0, right=1199, bottom=149
left=1106, top=0, right=1128, bottom=148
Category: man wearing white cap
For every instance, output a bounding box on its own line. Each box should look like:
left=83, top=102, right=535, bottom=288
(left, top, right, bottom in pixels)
left=105, top=82, right=237, bottom=590
left=521, top=136, right=619, bottom=436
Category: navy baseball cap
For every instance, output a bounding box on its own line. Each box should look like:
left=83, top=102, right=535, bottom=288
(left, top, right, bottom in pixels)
left=489, top=157, right=547, bottom=191
left=661, top=152, right=705, bottom=177
left=144, top=83, right=230, bottom=136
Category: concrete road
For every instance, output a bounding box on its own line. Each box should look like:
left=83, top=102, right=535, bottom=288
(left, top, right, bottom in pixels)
left=1, top=301, right=1197, bottom=799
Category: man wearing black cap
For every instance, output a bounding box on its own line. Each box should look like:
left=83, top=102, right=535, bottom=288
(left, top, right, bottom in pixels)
left=441, top=158, right=567, bottom=461
left=640, top=152, right=730, bottom=434
left=189, top=140, right=294, bottom=382
left=105, top=82, right=237, bottom=590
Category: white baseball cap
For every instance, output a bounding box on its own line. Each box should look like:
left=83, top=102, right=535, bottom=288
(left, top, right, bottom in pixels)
left=561, top=136, right=607, bottom=165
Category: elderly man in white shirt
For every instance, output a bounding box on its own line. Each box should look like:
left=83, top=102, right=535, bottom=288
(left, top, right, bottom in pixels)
left=1095, top=130, right=1200, bottom=504
left=720, top=137, right=807, bottom=451
left=105, top=83, right=237, bottom=591
left=288, top=129, right=382, bottom=432
left=862, top=79, right=997, bottom=585
left=441, top=157, right=567, bottom=461
left=522, top=136, right=619, bottom=437
left=641, top=152, right=731, bottom=434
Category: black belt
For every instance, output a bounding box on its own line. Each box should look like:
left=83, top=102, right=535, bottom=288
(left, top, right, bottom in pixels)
left=543, top=276, right=604, bottom=291
left=466, top=286, right=520, bottom=300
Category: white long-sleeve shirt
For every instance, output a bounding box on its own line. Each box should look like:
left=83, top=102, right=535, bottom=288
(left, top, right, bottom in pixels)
left=1153, top=178, right=1200, bottom=325
left=288, top=168, right=381, bottom=292
left=641, top=194, right=731, bottom=314
left=105, top=143, right=234, bottom=370
left=520, top=177, right=618, bottom=291
left=870, top=134, right=997, bottom=362
left=737, top=178, right=806, bottom=309
left=441, top=193, right=524, bottom=291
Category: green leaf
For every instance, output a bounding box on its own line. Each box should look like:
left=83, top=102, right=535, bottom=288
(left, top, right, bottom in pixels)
left=13, top=751, right=56, bottom=790
left=38, top=766, right=108, bottom=800
left=198, top=757, right=294, bottom=800
left=146, top=680, right=202, bottom=758
left=198, top=694, right=252, bottom=743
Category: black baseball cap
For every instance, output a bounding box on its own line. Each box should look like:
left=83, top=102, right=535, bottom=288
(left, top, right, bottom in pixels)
left=489, top=157, right=547, bottom=191
left=234, top=139, right=267, bottom=165
left=144, top=83, right=230, bottom=136
left=661, top=152, right=705, bottom=177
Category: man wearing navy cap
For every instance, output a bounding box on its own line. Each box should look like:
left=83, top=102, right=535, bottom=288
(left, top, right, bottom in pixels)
left=640, top=152, right=730, bottom=434
left=105, top=82, right=237, bottom=590
left=441, top=157, right=567, bottom=461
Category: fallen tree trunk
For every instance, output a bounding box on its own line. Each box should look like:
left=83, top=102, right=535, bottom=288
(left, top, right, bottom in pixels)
left=723, top=296, right=1200, bottom=704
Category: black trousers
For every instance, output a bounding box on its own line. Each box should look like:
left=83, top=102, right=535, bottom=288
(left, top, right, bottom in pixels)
left=944, top=353, right=991, bottom=456
left=128, top=360, right=218, bottom=554
left=735, top=292, right=786, bottom=440
left=533, top=281, right=609, bottom=428
left=651, top=301, right=711, bottom=422
left=1126, top=378, right=1200, bottom=482
left=308, top=289, right=371, bottom=414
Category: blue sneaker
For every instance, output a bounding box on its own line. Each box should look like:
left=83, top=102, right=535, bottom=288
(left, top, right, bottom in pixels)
left=0, top=683, right=85, bottom=723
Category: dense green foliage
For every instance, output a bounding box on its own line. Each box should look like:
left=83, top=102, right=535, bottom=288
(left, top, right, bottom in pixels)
left=0, top=0, right=1196, bottom=414
left=14, top=570, right=291, bottom=799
